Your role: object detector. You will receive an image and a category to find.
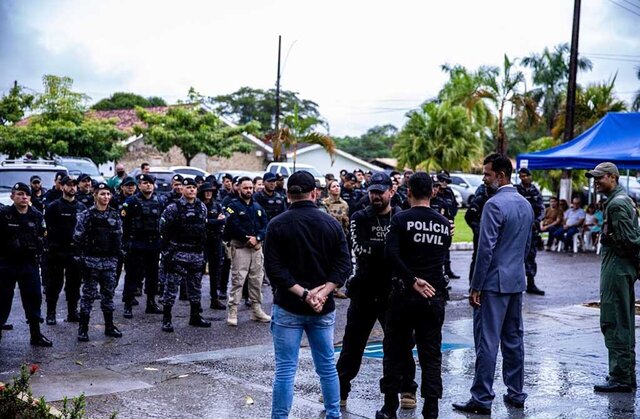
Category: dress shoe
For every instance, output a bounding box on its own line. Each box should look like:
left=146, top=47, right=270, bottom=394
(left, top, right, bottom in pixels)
left=105, top=325, right=123, bottom=338
left=526, top=285, right=545, bottom=295
left=446, top=271, right=461, bottom=279
left=503, top=394, right=524, bottom=408
left=594, top=381, right=633, bottom=393
left=452, top=400, right=491, bottom=415
left=30, top=334, right=53, bottom=347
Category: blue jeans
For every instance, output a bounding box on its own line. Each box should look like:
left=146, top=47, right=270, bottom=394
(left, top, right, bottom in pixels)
left=271, top=304, right=341, bottom=419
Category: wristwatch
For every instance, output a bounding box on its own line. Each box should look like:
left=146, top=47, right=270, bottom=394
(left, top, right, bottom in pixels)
left=301, top=289, right=309, bottom=301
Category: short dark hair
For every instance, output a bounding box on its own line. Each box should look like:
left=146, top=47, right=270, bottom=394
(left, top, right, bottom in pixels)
left=253, top=176, right=263, bottom=184
left=408, top=172, right=433, bottom=200
left=141, top=162, right=150, bottom=169
left=237, top=176, right=252, bottom=185
left=483, top=153, right=513, bottom=178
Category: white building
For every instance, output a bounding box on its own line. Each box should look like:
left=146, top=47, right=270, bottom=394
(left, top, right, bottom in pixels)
left=286, top=144, right=383, bottom=177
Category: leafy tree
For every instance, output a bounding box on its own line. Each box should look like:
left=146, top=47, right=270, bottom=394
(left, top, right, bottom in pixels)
left=92, top=92, right=167, bottom=110
left=521, top=43, right=593, bottom=135
left=208, top=87, right=325, bottom=134
left=333, top=124, right=397, bottom=160
left=393, top=101, right=483, bottom=171
left=0, top=75, right=125, bottom=164
left=0, top=81, right=35, bottom=125
left=266, top=104, right=335, bottom=168
left=135, top=90, right=260, bottom=166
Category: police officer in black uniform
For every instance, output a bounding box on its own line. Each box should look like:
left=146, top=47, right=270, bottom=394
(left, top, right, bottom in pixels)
left=464, top=183, right=491, bottom=284
left=166, top=174, right=184, bottom=207
left=218, top=173, right=234, bottom=202
left=432, top=170, right=460, bottom=279
left=30, top=175, right=47, bottom=213
left=42, top=171, right=66, bottom=208
left=516, top=168, right=546, bottom=295
left=336, top=172, right=417, bottom=407
left=76, top=173, right=95, bottom=208
left=341, top=172, right=362, bottom=215
left=198, top=182, right=226, bottom=310
left=253, top=172, right=287, bottom=222
left=44, top=175, right=87, bottom=325
left=377, top=173, right=452, bottom=419
left=121, top=173, right=167, bottom=318
left=0, top=183, right=53, bottom=347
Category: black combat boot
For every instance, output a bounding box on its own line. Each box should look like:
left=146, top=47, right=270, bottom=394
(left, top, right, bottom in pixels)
left=526, top=275, right=545, bottom=295
left=66, top=301, right=80, bottom=322
left=78, top=313, right=90, bottom=342
left=46, top=308, right=57, bottom=325
left=162, top=305, right=174, bottom=332
left=189, top=303, right=211, bottom=327
left=29, top=321, right=53, bottom=347
left=422, top=397, right=439, bottom=419
left=145, top=296, right=163, bottom=314
left=123, top=303, right=133, bottom=319
left=210, top=297, right=226, bottom=310
left=376, top=393, right=399, bottom=419
left=104, top=312, right=123, bottom=338
left=444, top=262, right=460, bottom=279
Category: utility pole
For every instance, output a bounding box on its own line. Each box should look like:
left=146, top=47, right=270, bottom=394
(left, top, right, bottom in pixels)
left=559, top=0, right=582, bottom=203
left=275, top=36, right=282, bottom=132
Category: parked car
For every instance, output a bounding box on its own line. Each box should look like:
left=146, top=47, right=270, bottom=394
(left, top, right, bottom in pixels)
left=449, top=173, right=484, bottom=207
left=451, top=187, right=463, bottom=207
left=129, top=167, right=176, bottom=193
left=213, top=170, right=265, bottom=185
left=169, top=165, right=210, bottom=179
left=265, top=162, right=326, bottom=187
left=0, top=159, right=68, bottom=206
left=55, top=156, right=105, bottom=184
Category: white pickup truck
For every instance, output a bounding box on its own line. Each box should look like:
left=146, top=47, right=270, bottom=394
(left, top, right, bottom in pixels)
left=265, top=162, right=326, bottom=188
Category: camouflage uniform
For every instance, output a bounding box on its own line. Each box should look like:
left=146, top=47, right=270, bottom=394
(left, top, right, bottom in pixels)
left=324, top=196, right=350, bottom=234
left=73, top=206, right=123, bottom=316
left=159, top=197, right=207, bottom=307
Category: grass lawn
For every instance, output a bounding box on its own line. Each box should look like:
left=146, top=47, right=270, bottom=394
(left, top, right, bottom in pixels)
left=453, top=209, right=473, bottom=243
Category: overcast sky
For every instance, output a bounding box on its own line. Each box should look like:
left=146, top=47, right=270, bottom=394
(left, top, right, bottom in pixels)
left=1, top=0, right=638, bottom=136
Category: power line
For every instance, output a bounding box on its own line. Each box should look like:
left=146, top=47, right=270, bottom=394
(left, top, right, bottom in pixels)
left=606, top=0, right=640, bottom=17
left=619, top=0, right=640, bottom=11
left=583, top=52, right=640, bottom=58
left=583, top=55, right=640, bottom=63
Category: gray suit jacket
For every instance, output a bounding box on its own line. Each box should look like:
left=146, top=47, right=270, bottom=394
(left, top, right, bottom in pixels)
left=471, top=185, right=534, bottom=293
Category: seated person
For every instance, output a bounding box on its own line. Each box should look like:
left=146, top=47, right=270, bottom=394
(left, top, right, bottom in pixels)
left=540, top=196, right=563, bottom=250
left=553, top=197, right=585, bottom=251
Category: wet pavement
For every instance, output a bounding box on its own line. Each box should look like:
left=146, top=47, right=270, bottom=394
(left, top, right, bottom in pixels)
left=1, top=250, right=639, bottom=418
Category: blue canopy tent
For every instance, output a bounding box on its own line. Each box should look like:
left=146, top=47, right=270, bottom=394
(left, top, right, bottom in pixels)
left=516, top=112, right=640, bottom=170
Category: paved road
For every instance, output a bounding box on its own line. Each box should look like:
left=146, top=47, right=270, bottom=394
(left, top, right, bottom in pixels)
left=1, top=250, right=639, bottom=418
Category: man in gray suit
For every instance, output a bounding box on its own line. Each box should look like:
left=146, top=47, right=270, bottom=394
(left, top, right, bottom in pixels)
left=453, top=153, right=534, bottom=415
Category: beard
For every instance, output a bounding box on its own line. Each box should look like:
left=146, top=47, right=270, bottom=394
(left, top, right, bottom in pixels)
left=371, top=197, right=388, bottom=213
left=486, top=180, right=500, bottom=194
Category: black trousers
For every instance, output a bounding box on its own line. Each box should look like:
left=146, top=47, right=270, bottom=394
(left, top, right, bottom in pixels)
left=337, top=295, right=417, bottom=399
left=0, top=261, right=42, bottom=325
left=469, top=232, right=480, bottom=284
left=123, top=248, right=160, bottom=303
left=219, top=255, right=231, bottom=295
left=380, top=292, right=446, bottom=399
left=45, top=252, right=81, bottom=311
left=204, top=240, right=223, bottom=299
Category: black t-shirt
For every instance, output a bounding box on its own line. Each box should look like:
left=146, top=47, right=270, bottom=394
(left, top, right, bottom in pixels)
left=385, top=206, right=452, bottom=293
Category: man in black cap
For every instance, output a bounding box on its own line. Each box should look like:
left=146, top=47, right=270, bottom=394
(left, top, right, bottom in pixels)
left=76, top=173, right=95, bottom=208
left=218, top=173, right=234, bottom=202
left=30, top=175, right=46, bottom=213
left=516, top=168, right=546, bottom=295
left=274, top=173, right=287, bottom=196
left=432, top=169, right=460, bottom=279
left=159, top=177, right=211, bottom=331
left=44, top=175, right=87, bottom=325
left=42, top=171, right=67, bottom=207
left=110, top=176, right=137, bottom=211
left=265, top=170, right=352, bottom=419
left=336, top=172, right=417, bottom=408
left=194, top=175, right=205, bottom=187
left=74, top=182, right=124, bottom=342
left=254, top=172, right=287, bottom=222
left=198, top=182, right=226, bottom=310
left=120, top=173, right=167, bottom=318
left=166, top=174, right=185, bottom=206
left=341, top=172, right=362, bottom=215
left=377, top=173, right=452, bottom=419
left=0, top=183, right=53, bottom=347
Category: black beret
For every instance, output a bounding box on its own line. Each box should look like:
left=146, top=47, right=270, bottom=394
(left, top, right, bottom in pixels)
left=182, top=178, right=197, bottom=187
left=12, top=182, right=31, bottom=195
left=136, top=174, right=155, bottom=184
left=172, top=174, right=184, bottom=183
left=94, top=182, right=113, bottom=193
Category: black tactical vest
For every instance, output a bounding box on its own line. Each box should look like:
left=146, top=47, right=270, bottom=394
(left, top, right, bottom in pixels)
left=172, top=200, right=206, bottom=249
left=131, top=196, right=163, bottom=240
left=85, top=209, right=120, bottom=257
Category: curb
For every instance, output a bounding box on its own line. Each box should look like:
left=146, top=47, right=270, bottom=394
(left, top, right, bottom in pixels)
left=451, top=242, right=473, bottom=251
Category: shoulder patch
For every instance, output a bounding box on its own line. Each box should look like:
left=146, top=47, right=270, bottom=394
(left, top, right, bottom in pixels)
left=226, top=207, right=234, bottom=214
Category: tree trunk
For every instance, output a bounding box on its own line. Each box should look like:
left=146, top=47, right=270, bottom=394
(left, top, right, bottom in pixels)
left=185, top=155, right=192, bottom=166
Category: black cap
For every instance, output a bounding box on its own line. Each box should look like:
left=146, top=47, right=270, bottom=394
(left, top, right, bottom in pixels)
left=30, top=175, right=41, bottom=182
left=12, top=182, right=31, bottom=195
left=368, top=172, right=393, bottom=192
left=198, top=182, right=218, bottom=193
left=354, top=168, right=364, bottom=175
left=77, top=173, right=92, bottom=182
left=60, top=175, right=79, bottom=186
left=518, top=168, right=531, bottom=176
left=275, top=173, right=285, bottom=181
left=340, top=169, right=348, bottom=176
left=136, top=174, right=155, bottom=184
left=182, top=178, right=197, bottom=187
left=287, top=171, right=316, bottom=194
left=94, top=182, right=112, bottom=193
left=172, top=174, right=184, bottom=183
left=194, top=175, right=204, bottom=183
left=263, top=172, right=277, bottom=182
left=436, top=170, right=451, bottom=183
left=344, top=173, right=357, bottom=182
left=55, top=171, right=67, bottom=182
left=222, top=173, right=233, bottom=181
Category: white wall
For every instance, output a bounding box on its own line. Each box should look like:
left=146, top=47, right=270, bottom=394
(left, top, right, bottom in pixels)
left=290, top=147, right=382, bottom=177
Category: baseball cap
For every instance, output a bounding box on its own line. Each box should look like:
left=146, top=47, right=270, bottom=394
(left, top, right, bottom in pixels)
left=77, top=173, right=92, bottom=182
left=55, top=171, right=67, bottom=182
left=60, top=175, right=79, bottom=186
left=436, top=170, right=451, bottom=183
left=182, top=178, right=197, bottom=187
left=30, top=175, right=42, bottom=183
left=518, top=168, right=531, bottom=176
left=586, top=162, right=620, bottom=178
left=368, top=172, right=393, bottom=192
left=263, top=172, right=277, bottom=182
left=344, top=173, right=357, bottom=182
left=222, top=173, right=233, bottom=181
left=172, top=174, right=184, bottom=183
left=198, top=182, right=218, bottom=193
left=12, top=182, right=31, bottom=195
left=136, top=174, right=155, bottom=184
left=194, top=175, right=204, bottom=183
left=287, top=171, right=316, bottom=194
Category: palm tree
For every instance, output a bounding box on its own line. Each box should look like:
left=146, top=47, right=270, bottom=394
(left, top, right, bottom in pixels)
left=393, top=101, right=483, bottom=171
left=266, top=104, right=336, bottom=170
left=521, top=43, right=593, bottom=135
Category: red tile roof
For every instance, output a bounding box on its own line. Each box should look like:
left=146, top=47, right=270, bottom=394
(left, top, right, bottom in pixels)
left=86, top=106, right=169, bottom=131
